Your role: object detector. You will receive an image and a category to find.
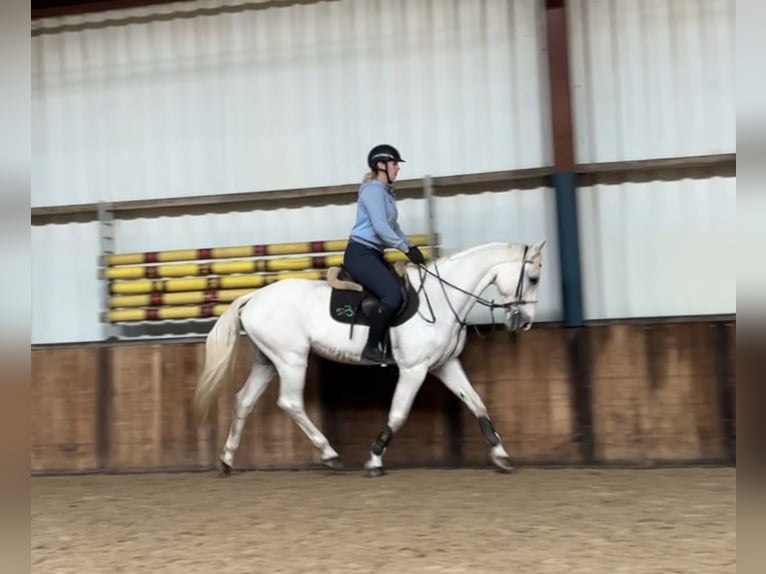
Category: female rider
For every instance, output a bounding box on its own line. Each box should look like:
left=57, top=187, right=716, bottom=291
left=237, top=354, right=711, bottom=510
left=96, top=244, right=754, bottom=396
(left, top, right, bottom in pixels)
left=342, top=144, right=425, bottom=365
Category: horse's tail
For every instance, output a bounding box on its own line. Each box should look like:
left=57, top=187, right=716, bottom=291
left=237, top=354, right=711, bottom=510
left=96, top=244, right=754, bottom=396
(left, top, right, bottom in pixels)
left=193, top=290, right=257, bottom=426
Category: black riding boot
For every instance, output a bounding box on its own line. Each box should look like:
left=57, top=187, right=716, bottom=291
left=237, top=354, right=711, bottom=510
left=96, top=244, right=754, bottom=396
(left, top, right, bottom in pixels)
left=362, top=304, right=396, bottom=365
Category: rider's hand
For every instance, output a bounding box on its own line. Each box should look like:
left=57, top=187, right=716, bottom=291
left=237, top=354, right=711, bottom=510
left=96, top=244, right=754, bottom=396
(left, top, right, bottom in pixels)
left=406, top=246, right=426, bottom=265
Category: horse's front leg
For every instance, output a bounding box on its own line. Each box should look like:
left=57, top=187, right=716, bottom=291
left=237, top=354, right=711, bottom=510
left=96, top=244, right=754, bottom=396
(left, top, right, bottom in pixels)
left=365, top=364, right=428, bottom=477
left=431, top=357, right=514, bottom=472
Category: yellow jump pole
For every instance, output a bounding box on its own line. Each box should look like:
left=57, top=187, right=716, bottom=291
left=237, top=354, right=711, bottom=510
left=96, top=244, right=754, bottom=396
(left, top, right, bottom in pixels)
left=100, top=234, right=440, bottom=323
left=109, top=288, right=256, bottom=309
left=109, top=270, right=327, bottom=295
left=100, top=247, right=433, bottom=281
left=101, top=234, right=433, bottom=266
left=102, top=304, right=232, bottom=323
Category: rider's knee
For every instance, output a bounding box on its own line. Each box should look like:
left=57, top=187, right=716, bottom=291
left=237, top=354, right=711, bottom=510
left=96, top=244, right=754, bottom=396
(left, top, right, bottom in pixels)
left=381, top=291, right=402, bottom=312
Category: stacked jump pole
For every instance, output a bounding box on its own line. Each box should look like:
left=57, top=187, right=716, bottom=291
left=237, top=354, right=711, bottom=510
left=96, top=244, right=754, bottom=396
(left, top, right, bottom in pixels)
left=98, top=234, right=437, bottom=326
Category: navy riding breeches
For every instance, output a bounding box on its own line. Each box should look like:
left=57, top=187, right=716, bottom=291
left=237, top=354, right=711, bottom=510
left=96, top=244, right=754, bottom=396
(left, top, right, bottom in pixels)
left=342, top=240, right=402, bottom=312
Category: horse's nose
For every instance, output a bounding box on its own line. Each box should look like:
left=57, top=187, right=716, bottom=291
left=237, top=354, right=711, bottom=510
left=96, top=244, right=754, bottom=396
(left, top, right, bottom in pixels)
left=506, top=306, right=532, bottom=331
left=518, top=309, right=532, bottom=330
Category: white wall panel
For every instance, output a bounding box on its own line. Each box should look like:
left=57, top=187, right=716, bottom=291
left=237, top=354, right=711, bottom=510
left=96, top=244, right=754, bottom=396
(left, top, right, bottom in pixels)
left=32, top=222, right=103, bottom=344
left=578, top=173, right=735, bottom=319
left=32, top=185, right=558, bottom=343
left=32, top=0, right=550, bottom=207
left=568, top=0, right=735, bottom=163
left=433, top=188, right=561, bottom=324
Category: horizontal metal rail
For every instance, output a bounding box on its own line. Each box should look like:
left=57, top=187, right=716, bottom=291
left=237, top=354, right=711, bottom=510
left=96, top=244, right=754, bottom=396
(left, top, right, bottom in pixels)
left=31, top=153, right=735, bottom=225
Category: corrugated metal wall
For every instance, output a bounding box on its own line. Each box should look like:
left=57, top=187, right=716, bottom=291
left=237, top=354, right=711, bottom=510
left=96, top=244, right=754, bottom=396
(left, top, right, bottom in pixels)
left=31, top=0, right=557, bottom=344
left=32, top=0, right=550, bottom=207
left=568, top=0, right=735, bottom=163
left=568, top=0, right=736, bottom=319
left=578, top=170, right=736, bottom=320
left=30, top=0, right=736, bottom=344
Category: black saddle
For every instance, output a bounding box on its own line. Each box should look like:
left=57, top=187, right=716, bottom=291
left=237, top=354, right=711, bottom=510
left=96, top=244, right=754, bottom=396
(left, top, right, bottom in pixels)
left=328, top=264, right=420, bottom=328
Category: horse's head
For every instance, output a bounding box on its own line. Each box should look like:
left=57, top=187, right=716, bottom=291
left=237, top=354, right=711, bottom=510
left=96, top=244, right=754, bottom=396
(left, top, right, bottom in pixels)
left=492, top=240, right=546, bottom=332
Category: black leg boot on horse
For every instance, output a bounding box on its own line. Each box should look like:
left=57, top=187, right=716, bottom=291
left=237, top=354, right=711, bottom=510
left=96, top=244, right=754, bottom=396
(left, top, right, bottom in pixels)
left=362, top=303, right=397, bottom=366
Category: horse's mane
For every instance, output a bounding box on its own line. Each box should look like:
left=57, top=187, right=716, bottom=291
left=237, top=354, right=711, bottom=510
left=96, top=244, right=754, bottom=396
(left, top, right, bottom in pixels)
left=433, top=242, right=520, bottom=264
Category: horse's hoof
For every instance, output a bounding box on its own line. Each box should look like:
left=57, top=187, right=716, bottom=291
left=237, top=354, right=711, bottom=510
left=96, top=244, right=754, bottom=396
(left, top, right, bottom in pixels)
left=367, top=466, right=386, bottom=478
left=218, top=459, right=234, bottom=477
left=490, top=454, right=515, bottom=473
left=322, top=456, right=344, bottom=470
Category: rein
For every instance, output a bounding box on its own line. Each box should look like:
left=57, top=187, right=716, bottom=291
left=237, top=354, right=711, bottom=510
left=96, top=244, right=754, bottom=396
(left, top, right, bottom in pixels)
left=413, top=245, right=536, bottom=337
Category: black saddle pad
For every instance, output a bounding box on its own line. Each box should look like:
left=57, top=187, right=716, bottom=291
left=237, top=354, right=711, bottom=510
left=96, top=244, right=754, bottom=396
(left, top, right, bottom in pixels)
left=329, top=268, right=419, bottom=327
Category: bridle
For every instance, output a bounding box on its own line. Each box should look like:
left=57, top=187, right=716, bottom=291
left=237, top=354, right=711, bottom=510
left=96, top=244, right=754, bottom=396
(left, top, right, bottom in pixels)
left=413, top=244, right=539, bottom=338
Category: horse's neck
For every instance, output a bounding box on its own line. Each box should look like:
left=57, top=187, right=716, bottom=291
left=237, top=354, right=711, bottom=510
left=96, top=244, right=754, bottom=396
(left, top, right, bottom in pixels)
left=414, top=243, right=511, bottom=321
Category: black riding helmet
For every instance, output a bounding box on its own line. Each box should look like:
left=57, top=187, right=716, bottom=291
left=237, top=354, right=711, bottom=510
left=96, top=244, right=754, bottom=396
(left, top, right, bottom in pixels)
left=367, top=144, right=406, bottom=170
left=367, top=144, right=405, bottom=186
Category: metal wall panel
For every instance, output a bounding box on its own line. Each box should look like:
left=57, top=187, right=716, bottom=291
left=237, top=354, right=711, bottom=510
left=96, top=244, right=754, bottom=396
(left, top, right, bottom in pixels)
left=568, top=0, right=735, bottom=163
left=31, top=186, right=559, bottom=343
left=434, top=187, right=561, bottom=325
left=31, top=222, right=104, bottom=344
left=32, top=0, right=551, bottom=207
left=578, top=171, right=735, bottom=319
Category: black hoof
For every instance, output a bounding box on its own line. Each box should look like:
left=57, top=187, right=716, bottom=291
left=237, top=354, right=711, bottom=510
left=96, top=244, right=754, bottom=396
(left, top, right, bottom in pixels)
left=367, top=466, right=386, bottom=478
left=490, top=454, right=515, bottom=473
left=322, top=456, right=344, bottom=469
left=218, top=459, right=234, bottom=477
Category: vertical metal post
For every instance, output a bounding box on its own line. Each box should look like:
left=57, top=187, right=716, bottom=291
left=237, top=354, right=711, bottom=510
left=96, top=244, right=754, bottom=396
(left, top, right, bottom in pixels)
left=544, top=0, right=593, bottom=465
left=553, top=172, right=584, bottom=327
left=97, top=201, right=118, bottom=340
left=423, top=175, right=440, bottom=257
left=96, top=201, right=116, bottom=472
left=545, top=0, right=583, bottom=328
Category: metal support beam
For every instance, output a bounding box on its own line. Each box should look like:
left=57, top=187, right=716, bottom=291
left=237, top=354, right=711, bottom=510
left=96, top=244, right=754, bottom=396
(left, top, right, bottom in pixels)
left=545, top=0, right=583, bottom=328
left=544, top=0, right=593, bottom=465
left=553, top=172, right=584, bottom=327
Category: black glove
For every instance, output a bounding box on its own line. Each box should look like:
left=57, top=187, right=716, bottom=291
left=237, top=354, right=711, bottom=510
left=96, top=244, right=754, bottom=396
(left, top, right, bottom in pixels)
left=406, top=245, right=425, bottom=265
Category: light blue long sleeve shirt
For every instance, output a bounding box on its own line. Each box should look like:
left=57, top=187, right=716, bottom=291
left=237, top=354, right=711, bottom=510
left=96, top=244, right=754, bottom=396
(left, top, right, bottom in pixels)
left=349, top=180, right=412, bottom=252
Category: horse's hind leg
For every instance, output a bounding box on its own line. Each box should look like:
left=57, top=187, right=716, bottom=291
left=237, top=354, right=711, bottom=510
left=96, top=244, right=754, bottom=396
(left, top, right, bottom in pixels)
left=431, top=357, right=514, bottom=473
left=274, top=359, right=342, bottom=468
left=219, top=347, right=276, bottom=475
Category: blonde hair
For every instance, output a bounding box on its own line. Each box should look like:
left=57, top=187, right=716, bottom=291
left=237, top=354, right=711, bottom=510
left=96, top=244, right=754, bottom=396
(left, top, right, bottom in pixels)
left=362, top=170, right=377, bottom=183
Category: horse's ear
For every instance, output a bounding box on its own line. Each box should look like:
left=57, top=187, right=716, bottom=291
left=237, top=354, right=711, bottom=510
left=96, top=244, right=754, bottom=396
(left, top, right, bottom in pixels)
left=532, top=239, right=547, bottom=252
